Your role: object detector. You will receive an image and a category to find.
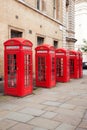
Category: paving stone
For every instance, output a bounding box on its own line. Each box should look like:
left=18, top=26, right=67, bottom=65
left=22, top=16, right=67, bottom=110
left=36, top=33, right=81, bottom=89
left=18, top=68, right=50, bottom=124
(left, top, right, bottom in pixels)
left=68, top=98, right=87, bottom=107
left=26, top=103, right=46, bottom=109
left=33, top=127, right=48, bottom=130
left=76, top=128, right=87, bottom=130
left=42, top=101, right=61, bottom=107
left=28, top=117, right=61, bottom=129
left=84, top=112, right=87, bottom=119
left=20, top=107, right=45, bottom=116
left=0, top=103, right=17, bottom=110
left=0, top=119, right=17, bottom=130
left=0, top=110, right=10, bottom=117
left=60, top=103, right=76, bottom=110
left=43, top=106, right=58, bottom=112
left=55, top=108, right=83, bottom=118
left=55, top=123, right=75, bottom=130
left=6, top=112, right=34, bottom=123
left=42, top=111, right=57, bottom=119
left=8, top=123, right=34, bottom=130
left=53, top=113, right=81, bottom=126
left=79, top=120, right=87, bottom=129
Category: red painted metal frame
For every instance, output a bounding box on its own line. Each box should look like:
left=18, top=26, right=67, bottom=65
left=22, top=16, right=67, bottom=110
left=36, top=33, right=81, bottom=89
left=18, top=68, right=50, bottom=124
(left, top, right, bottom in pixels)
left=69, top=50, right=79, bottom=79
left=35, top=44, right=56, bottom=88
left=78, top=51, right=83, bottom=78
left=55, top=48, right=70, bottom=82
left=4, top=38, right=33, bottom=97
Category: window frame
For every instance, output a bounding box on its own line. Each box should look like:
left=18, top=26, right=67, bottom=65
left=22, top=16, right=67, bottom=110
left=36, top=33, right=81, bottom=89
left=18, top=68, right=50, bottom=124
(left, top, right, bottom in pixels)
left=8, top=26, right=24, bottom=38
left=37, top=36, right=44, bottom=45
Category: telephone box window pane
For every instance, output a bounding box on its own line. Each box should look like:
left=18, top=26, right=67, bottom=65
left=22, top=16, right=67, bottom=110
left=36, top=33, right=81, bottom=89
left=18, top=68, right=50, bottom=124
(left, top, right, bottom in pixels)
left=52, top=57, right=55, bottom=80
left=70, top=59, right=74, bottom=74
left=38, top=57, right=46, bottom=81
left=24, top=54, right=31, bottom=87
left=56, top=58, right=63, bottom=77
left=7, top=54, right=17, bottom=88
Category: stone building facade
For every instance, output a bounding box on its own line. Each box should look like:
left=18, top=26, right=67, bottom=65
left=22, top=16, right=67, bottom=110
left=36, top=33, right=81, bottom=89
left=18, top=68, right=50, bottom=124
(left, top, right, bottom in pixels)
left=0, top=0, right=76, bottom=78
left=75, top=0, right=87, bottom=50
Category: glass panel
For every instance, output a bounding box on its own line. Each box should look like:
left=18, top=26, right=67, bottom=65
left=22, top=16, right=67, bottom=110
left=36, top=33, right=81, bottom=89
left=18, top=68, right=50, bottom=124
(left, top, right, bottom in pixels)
left=38, top=57, right=46, bottom=81
left=37, top=36, right=44, bottom=45
left=11, top=29, right=22, bottom=38
left=70, top=59, right=74, bottom=74
left=7, top=54, right=17, bottom=88
left=24, top=54, right=31, bottom=87
left=51, top=57, right=55, bottom=80
left=56, top=58, right=63, bottom=77
left=37, top=0, right=40, bottom=10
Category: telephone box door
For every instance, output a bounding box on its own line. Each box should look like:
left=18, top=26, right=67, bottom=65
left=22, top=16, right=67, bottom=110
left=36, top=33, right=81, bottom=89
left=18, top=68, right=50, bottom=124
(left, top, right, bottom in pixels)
left=24, top=52, right=32, bottom=88
left=56, top=57, right=64, bottom=78
left=5, top=51, right=19, bottom=95
left=36, top=55, right=47, bottom=86
left=70, top=59, right=74, bottom=77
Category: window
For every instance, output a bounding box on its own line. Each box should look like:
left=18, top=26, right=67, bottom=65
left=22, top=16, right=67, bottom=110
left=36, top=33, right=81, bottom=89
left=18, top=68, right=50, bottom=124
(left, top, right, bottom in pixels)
left=53, top=0, right=59, bottom=19
left=66, top=0, right=69, bottom=7
left=37, top=0, right=46, bottom=11
left=24, top=54, right=31, bottom=87
left=37, top=36, right=44, bottom=45
left=37, top=0, right=40, bottom=10
left=7, top=54, right=17, bottom=88
left=42, top=0, right=46, bottom=11
left=11, top=29, right=23, bottom=38
left=53, top=40, right=58, bottom=48
left=66, top=0, right=69, bottom=30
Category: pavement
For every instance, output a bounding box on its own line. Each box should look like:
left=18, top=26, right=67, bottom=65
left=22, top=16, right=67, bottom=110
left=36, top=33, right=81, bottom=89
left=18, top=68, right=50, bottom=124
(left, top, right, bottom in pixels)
left=0, top=70, right=87, bottom=130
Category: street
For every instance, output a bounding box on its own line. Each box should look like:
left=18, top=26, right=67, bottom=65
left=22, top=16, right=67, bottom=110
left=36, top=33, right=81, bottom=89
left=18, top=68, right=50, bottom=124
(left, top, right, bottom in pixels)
left=0, top=70, right=87, bottom=130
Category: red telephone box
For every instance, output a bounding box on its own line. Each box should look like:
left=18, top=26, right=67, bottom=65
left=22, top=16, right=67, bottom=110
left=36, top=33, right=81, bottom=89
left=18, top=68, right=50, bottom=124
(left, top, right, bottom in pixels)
left=4, top=38, right=33, bottom=96
left=55, top=48, right=70, bottom=82
left=35, top=44, right=56, bottom=88
left=78, top=51, right=83, bottom=78
left=69, top=50, right=79, bottom=79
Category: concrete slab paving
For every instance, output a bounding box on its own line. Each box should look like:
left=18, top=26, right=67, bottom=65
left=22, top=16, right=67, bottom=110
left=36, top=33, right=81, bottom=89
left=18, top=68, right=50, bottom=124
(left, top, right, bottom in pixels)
left=19, top=107, right=45, bottom=116
left=55, top=123, right=75, bottom=130
left=32, top=127, right=48, bottom=130
left=0, top=71, right=87, bottom=129
left=41, top=111, right=58, bottom=119
left=28, top=117, right=61, bottom=129
left=76, top=128, right=87, bottom=130
left=78, top=119, right=87, bottom=129
left=0, top=119, right=18, bottom=130
left=53, top=113, right=81, bottom=126
left=6, top=112, right=34, bottom=123
left=42, top=101, right=61, bottom=107
left=8, top=123, right=34, bottom=130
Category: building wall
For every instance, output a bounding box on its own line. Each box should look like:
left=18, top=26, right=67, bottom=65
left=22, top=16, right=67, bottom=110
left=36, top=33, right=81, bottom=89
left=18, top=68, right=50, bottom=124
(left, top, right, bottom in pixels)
left=62, top=0, right=76, bottom=49
left=0, top=0, right=76, bottom=78
left=62, top=0, right=67, bottom=48
left=75, top=0, right=87, bottom=50
left=66, top=0, right=76, bottom=49
left=0, top=0, right=64, bottom=77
